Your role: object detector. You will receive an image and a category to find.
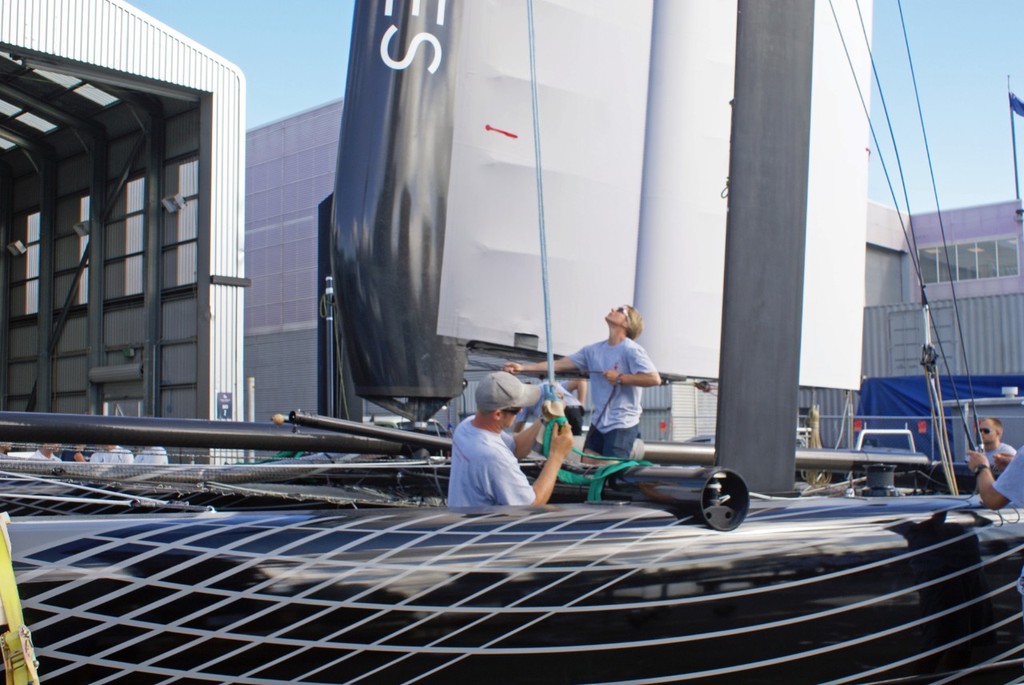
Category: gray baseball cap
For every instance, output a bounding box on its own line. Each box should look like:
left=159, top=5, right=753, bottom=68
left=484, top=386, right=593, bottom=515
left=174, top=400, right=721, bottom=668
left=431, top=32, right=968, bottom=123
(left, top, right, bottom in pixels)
left=476, top=371, right=542, bottom=412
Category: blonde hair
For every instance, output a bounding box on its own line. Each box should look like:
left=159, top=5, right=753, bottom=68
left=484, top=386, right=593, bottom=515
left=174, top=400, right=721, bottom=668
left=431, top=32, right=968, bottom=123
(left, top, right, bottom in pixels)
left=623, top=306, right=644, bottom=340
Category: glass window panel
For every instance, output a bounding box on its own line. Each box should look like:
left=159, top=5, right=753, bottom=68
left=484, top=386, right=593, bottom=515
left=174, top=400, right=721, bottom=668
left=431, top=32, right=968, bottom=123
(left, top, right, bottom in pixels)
left=998, top=238, right=1019, bottom=277
left=15, top=111, right=56, bottom=133
left=32, top=68, right=79, bottom=88
left=126, top=215, right=143, bottom=254
left=125, top=255, right=143, bottom=296
left=179, top=159, right=198, bottom=196
left=937, top=247, right=952, bottom=282
left=975, top=240, right=997, bottom=278
left=126, top=178, right=145, bottom=213
left=25, top=280, right=38, bottom=316
left=177, top=203, right=198, bottom=242
left=919, top=248, right=938, bottom=284
left=73, top=83, right=118, bottom=107
left=26, top=244, right=38, bottom=280
left=956, top=243, right=978, bottom=281
left=27, top=213, right=39, bottom=243
left=176, top=243, right=197, bottom=286
left=0, top=136, right=15, bottom=150
left=78, top=237, right=89, bottom=305
left=0, top=98, right=20, bottom=116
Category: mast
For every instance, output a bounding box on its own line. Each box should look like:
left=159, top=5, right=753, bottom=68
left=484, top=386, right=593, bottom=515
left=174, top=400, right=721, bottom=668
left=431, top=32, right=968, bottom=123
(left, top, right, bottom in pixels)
left=715, top=0, right=815, bottom=494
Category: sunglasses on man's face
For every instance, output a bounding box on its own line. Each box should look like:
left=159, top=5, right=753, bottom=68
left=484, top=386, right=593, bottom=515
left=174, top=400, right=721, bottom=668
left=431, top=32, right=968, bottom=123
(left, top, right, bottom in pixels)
left=501, top=407, right=521, bottom=415
left=980, top=427, right=993, bottom=434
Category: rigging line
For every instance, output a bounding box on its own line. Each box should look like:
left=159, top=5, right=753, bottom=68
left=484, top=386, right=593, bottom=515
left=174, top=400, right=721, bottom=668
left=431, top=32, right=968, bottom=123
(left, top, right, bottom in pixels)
left=845, top=0, right=977, bottom=451
left=829, top=0, right=922, bottom=286
left=849, top=0, right=922, bottom=270
left=896, top=0, right=980, bottom=418
left=526, top=0, right=555, bottom=386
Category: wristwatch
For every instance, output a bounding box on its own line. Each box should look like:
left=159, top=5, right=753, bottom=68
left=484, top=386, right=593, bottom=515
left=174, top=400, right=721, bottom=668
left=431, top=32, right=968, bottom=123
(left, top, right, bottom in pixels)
left=615, top=374, right=623, bottom=385
left=972, top=463, right=991, bottom=476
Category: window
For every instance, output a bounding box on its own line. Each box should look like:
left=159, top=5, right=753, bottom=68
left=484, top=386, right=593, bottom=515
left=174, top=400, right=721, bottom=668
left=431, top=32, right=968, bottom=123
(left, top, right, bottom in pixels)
left=105, top=177, right=145, bottom=298
left=165, top=158, right=198, bottom=287
left=918, top=238, right=1019, bottom=284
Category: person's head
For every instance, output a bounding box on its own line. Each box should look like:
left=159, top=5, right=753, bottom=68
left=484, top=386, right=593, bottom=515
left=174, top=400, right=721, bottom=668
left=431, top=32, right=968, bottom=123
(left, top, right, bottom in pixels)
left=607, top=304, right=644, bottom=340
left=476, top=372, right=541, bottom=427
left=39, top=443, right=60, bottom=456
left=979, top=417, right=1004, bottom=447
left=0, top=442, right=9, bottom=454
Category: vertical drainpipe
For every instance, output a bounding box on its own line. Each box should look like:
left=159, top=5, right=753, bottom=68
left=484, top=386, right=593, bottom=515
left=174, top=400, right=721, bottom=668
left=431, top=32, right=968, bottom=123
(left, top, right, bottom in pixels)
left=196, top=93, right=214, bottom=420
left=36, top=157, right=56, bottom=412
left=87, top=132, right=107, bottom=415
left=144, top=106, right=165, bottom=417
left=0, top=163, right=10, bottom=409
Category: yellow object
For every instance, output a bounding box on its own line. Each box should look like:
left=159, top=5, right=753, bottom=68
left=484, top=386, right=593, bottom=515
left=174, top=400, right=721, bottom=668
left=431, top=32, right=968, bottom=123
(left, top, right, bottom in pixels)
left=0, top=513, right=39, bottom=685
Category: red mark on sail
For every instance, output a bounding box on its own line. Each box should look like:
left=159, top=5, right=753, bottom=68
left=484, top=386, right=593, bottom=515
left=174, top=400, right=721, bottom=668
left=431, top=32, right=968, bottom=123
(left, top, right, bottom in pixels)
left=485, top=124, right=518, bottom=139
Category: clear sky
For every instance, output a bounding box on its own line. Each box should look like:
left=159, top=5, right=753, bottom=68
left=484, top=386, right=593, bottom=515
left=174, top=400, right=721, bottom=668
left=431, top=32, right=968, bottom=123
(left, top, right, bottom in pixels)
left=128, top=0, right=355, bottom=128
left=128, top=0, right=1024, bottom=213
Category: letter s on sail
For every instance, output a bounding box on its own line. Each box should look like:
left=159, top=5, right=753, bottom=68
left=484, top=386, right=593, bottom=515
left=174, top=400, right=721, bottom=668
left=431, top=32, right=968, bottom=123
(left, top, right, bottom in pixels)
left=380, top=25, right=442, bottom=73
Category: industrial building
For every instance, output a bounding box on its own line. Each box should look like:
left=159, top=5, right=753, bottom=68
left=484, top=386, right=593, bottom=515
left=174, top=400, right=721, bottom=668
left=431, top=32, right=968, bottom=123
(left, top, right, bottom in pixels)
left=0, top=0, right=246, bottom=419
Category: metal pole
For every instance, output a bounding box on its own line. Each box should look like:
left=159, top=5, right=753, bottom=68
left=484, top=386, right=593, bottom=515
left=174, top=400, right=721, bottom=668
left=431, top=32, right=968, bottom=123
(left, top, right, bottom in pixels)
left=324, top=276, right=336, bottom=417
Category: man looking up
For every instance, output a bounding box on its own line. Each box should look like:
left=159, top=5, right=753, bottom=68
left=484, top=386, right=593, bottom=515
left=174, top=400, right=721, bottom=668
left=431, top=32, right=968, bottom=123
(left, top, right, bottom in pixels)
left=505, top=304, right=661, bottom=459
left=449, top=371, right=574, bottom=507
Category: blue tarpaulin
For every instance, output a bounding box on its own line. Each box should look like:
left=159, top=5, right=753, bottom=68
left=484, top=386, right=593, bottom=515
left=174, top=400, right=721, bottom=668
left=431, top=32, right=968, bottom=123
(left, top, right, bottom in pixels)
left=857, top=375, right=1024, bottom=460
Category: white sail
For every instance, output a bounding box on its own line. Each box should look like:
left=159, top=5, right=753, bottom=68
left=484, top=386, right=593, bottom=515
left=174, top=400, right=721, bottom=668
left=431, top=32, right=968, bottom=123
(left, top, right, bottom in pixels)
left=438, top=0, right=872, bottom=391
left=437, top=0, right=654, bottom=354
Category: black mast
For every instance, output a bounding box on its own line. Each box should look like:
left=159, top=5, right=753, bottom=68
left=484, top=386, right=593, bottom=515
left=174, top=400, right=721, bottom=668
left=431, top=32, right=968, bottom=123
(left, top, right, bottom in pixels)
left=715, top=0, right=815, bottom=494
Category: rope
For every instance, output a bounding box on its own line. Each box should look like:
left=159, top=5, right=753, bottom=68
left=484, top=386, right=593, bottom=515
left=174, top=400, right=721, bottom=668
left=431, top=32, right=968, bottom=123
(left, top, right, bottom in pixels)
left=525, top=0, right=557, bottom=386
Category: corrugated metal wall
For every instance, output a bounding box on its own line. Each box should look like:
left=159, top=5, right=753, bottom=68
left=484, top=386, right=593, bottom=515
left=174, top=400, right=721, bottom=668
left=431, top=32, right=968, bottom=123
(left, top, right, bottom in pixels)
left=863, top=293, right=1024, bottom=378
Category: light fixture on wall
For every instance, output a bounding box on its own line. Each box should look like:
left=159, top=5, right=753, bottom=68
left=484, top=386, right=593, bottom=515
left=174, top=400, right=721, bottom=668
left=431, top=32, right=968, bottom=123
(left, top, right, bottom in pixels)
left=6, top=240, right=26, bottom=256
left=161, top=192, right=186, bottom=214
left=72, top=221, right=90, bottom=237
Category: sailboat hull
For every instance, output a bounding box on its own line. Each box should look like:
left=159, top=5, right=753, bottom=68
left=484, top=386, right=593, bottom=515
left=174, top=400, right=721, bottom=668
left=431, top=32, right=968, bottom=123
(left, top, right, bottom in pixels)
left=11, top=496, right=1023, bottom=683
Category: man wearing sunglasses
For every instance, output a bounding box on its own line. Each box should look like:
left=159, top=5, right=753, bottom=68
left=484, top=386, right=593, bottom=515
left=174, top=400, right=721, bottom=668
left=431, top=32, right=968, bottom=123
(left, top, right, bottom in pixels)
left=504, top=304, right=661, bottom=460
left=974, top=417, right=1016, bottom=472
left=449, top=371, right=574, bottom=507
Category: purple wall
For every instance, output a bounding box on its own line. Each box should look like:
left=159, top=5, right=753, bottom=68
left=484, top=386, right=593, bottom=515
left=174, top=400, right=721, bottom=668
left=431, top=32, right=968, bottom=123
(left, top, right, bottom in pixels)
left=910, top=200, right=1024, bottom=301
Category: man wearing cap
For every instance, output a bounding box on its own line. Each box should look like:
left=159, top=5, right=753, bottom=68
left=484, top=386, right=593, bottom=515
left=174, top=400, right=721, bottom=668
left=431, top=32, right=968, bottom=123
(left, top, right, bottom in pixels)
left=449, top=371, right=575, bottom=507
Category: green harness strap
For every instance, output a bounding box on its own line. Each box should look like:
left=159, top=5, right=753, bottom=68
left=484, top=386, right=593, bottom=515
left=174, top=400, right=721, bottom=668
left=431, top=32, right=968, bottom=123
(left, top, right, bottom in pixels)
left=540, top=420, right=651, bottom=502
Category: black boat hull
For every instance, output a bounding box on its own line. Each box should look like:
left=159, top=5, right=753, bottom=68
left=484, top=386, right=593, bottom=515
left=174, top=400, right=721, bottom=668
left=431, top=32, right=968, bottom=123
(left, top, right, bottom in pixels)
left=10, top=496, right=1024, bottom=684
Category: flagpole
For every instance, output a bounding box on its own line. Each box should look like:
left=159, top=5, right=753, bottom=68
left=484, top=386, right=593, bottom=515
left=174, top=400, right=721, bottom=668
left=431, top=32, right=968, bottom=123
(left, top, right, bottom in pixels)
left=1010, top=77, right=1021, bottom=201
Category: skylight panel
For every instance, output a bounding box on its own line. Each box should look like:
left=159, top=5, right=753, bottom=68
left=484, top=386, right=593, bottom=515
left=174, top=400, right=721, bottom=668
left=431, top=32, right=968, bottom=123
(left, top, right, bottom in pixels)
left=0, top=99, right=21, bottom=117
left=15, top=111, right=57, bottom=133
left=74, top=83, right=118, bottom=107
left=0, top=135, right=15, bottom=150
left=32, top=68, right=80, bottom=89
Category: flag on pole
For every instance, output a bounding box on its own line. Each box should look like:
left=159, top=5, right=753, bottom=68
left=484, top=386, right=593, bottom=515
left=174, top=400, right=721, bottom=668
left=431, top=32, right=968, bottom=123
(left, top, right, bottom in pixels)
left=1011, top=92, right=1024, bottom=117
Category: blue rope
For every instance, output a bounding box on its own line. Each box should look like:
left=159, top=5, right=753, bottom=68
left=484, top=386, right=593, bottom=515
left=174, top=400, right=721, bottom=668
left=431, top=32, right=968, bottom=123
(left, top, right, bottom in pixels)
left=526, top=0, right=555, bottom=385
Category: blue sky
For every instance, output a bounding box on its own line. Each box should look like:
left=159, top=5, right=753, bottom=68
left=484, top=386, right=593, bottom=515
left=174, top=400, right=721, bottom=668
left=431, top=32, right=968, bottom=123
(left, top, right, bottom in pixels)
left=129, top=0, right=1024, bottom=212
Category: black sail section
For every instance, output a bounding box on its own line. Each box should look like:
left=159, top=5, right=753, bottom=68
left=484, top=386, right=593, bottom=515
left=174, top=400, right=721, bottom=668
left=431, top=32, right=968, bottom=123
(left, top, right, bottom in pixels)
left=331, top=0, right=467, bottom=421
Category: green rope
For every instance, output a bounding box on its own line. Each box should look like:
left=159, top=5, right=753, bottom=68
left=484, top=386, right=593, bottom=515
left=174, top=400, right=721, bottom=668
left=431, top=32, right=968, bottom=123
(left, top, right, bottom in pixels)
left=540, top=420, right=651, bottom=502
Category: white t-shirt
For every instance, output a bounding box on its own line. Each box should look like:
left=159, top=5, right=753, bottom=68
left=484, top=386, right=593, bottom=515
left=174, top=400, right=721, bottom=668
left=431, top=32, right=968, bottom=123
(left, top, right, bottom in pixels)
left=448, top=417, right=534, bottom=507
left=91, top=447, right=134, bottom=464
left=135, top=446, right=168, bottom=464
left=981, top=442, right=1017, bottom=468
